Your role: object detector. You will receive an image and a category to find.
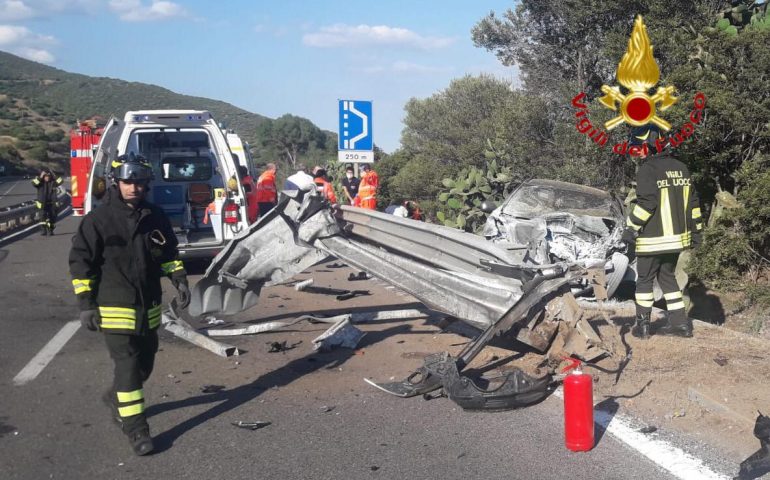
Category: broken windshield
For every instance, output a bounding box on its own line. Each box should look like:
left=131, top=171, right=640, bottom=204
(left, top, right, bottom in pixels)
left=502, top=184, right=613, bottom=218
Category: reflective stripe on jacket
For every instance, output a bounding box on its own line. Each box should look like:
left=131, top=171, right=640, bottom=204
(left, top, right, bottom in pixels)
left=69, top=187, right=185, bottom=335
left=314, top=178, right=337, bottom=203
left=626, top=153, right=702, bottom=255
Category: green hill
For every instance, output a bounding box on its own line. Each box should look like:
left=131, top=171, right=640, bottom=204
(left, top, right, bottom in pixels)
left=0, top=50, right=335, bottom=175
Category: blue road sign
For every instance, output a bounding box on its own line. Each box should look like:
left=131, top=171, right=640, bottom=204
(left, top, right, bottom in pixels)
left=339, top=100, right=373, bottom=151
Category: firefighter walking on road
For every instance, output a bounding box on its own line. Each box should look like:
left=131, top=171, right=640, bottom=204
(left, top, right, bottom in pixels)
left=356, top=163, right=378, bottom=210
left=621, top=127, right=703, bottom=339
left=69, top=154, right=190, bottom=456
left=255, top=163, right=278, bottom=217
left=32, top=167, right=62, bottom=235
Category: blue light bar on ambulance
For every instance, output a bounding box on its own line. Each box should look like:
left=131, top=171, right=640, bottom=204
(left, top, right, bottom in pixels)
left=132, top=115, right=152, bottom=122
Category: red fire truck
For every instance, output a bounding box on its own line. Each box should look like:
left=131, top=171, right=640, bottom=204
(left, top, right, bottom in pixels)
left=69, top=119, right=103, bottom=216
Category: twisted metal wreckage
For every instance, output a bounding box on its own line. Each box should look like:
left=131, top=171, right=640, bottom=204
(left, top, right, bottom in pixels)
left=188, top=187, right=627, bottom=411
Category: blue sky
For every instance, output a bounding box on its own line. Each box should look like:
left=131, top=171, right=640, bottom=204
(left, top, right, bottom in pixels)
left=0, top=0, right=519, bottom=152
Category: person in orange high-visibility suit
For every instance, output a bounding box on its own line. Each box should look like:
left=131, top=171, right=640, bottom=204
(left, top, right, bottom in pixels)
left=238, top=165, right=258, bottom=224
left=356, top=163, right=378, bottom=210
left=313, top=168, right=337, bottom=203
left=255, top=163, right=277, bottom=217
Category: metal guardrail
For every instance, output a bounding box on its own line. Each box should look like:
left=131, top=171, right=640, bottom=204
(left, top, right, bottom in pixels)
left=0, top=190, right=70, bottom=235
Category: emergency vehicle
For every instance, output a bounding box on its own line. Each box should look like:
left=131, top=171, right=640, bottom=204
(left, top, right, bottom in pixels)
left=70, top=120, right=103, bottom=216
left=85, top=110, right=251, bottom=259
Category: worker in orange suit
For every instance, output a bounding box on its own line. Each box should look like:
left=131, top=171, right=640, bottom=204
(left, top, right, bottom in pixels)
left=255, top=163, right=277, bottom=217
left=312, top=167, right=337, bottom=203
left=356, top=163, right=378, bottom=210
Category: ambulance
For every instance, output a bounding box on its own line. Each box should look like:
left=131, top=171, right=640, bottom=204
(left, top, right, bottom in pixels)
left=85, top=110, right=251, bottom=259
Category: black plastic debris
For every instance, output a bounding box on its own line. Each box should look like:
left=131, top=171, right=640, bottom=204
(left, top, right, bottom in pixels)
left=232, top=421, right=271, bottom=430
left=201, top=385, right=225, bottom=394
left=348, top=272, right=369, bottom=281
left=267, top=340, right=302, bottom=353
left=326, top=263, right=345, bottom=268
left=639, top=426, right=658, bottom=434
left=737, top=412, right=770, bottom=479
left=713, top=354, right=728, bottom=367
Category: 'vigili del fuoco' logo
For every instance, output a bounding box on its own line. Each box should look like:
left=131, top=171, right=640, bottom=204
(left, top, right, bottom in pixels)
left=571, top=15, right=706, bottom=157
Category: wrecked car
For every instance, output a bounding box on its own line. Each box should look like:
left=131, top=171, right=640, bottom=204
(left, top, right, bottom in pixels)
left=483, top=179, right=631, bottom=298
left=188, top=184, right=626, bottom=411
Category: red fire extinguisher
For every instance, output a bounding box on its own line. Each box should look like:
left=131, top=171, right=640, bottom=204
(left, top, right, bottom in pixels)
left=563, top=357, right=594, bottom=452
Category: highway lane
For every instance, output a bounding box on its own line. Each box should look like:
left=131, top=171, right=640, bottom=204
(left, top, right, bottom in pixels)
left=0, top=215, right=690, bottom=480
left=0, top=177, right=36, bottom=209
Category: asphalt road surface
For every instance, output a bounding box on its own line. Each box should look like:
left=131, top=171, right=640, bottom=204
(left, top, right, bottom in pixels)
left=0, top=177, right=36, bottom=209
left=0, top=214, right=683, bottom=480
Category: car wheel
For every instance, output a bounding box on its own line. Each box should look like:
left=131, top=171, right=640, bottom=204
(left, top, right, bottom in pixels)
left=606, top=252, right=629, bottom=299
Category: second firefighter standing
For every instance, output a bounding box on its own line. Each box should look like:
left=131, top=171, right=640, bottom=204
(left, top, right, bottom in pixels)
left=32, top=167, right=63, bottom=235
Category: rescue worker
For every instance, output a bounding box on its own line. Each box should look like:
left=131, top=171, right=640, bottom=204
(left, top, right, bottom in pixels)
left=255, top=163, right=277, bottom=217
left=31, top=167, right=62, bottom=235
left=69, top=154, right=190, bottom=456
left=356, top=163, right=378, bottom=210
left=313, top=167, right=337, bottom=203
left=341, top=164, right=360, bottom=205
left=238, top=165, right=258, bottom=224
left=621, top=126, right=703, bottom=339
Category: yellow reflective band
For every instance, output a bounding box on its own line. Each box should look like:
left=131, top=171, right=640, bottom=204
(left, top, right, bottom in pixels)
left=695, top=222, right=703, bottom=231
left=111, top=160, right=123, bottom=168
left=118, top=403, right=144, bottom=418
left=72, top=279, right=94, bottom=295
left=99, top=306, right=136, bottom=318
left=632, top=205, right=652, bottom=222
left=160, top=260, right=184, bottom=274
left=664, top=291, right=683, bottom=300
left=683, top=185, right=691, bottom=220
left=56, top=177, right=63, bottom=185
left=35, top=201, right=42, bottom=208
left=660, top=188, right=674, bottom=237
left=148, top=306, right=162, bottom=329
left=626, top=218, right=642, bottom=231
left=636, top=299, right=654, bottom=308
left=636, top=232, right=691, bottom=246
left=635, top=292, right=655, bottom=301
left=667, top=301, right=685, bottom=311
left=117, top=389, right=144, bottom=403
left=101, top=320, right=136, bottom=329
left=692, top=207, right=701, bottom=219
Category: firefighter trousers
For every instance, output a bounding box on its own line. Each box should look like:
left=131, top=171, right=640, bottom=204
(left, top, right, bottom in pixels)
left=635, top=253, right=687, bottom=326
left=104, top=331, right=158, bottom=434
left=39, top=203, right=56, bottom=232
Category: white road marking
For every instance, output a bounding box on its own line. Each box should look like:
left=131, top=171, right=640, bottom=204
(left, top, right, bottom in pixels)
left=13, top=321, right=81, bottom=386
left=1, top=180, right=18, bottom=197
left=553, top=388, right=728, bottom=479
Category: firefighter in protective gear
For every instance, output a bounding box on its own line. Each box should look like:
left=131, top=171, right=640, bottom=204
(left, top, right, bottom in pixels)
left=69, top=154, right=189, bottom=456
left=356, top=163, right=378, bottom=210
left=312, top=168, right=337, bottom=203
left=621, top=127, right=703, bottom=339
left=31, top=168, right=62, bottom=235
left=255, top=163, right=277, bottom=217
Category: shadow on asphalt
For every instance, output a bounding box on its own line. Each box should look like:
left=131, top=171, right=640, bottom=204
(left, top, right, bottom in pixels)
left=147, top=324, right=414, bottom=453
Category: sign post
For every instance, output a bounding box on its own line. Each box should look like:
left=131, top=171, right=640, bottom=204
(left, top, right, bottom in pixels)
left=338, top=100, right=373, bottom=164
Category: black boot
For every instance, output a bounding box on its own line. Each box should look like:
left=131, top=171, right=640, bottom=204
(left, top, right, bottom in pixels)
left=632, top=313, right=650, bottom=339
left=656, top=320, right=693, bottom=338
left=128, top=427, right=154, bottom=456
left=40, top=226, right=48, bottom=236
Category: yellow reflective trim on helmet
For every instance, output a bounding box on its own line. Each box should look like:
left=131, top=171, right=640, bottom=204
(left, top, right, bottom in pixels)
left=632, top=204, right=652, bottom=222
left=117, top=389, right=144, bottom=403
left=118, top=403, right=144, bottom=417
left=111, top=160, right=123, bottom=168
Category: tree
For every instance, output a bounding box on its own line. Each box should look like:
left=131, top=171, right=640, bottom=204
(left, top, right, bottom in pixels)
left=254, top=114, right=327, bottom=169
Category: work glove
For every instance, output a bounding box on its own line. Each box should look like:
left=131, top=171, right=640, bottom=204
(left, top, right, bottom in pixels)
left=691, top=232, right=703, bottom=249
left=619, top=228, right=637, bottom=253
left=174, top=278, right=191, bottom=309
left=80, top=309, right=100, bottom=332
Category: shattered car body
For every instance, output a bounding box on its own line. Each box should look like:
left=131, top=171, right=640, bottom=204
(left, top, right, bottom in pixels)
left=189, top=187, right=624, bottom=410
left=483, top=179, right=631, bottom=297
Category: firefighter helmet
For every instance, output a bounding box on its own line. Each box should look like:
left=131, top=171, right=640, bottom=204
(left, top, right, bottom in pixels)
left=629, top=125, right=661, bottom=146
left=111, top=153, right=153, bottom=182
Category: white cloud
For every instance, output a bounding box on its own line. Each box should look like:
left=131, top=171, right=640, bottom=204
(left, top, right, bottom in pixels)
left=0, top=0, right=33, bottom=22
left=303, top=24, right=454, bottom=50
left=109, top=0, right=187, bottom=22
left=361, top=61, right=452, bottom=75
left=0, top=24, right=56, bottom=62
